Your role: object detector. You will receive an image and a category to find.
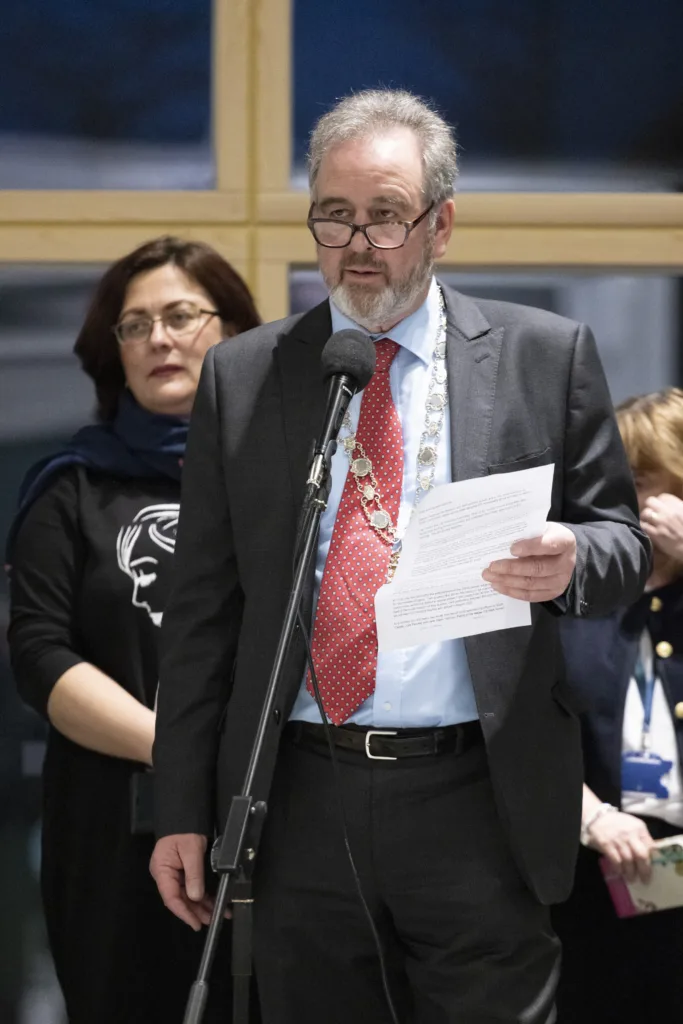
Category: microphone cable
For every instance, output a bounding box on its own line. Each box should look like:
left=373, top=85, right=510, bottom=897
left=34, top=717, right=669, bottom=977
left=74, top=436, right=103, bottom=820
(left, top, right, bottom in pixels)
left=296, top=608, right=401, bottom=1024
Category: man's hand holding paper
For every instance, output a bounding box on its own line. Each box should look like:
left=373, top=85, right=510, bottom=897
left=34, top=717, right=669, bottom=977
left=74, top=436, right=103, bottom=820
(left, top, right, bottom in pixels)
left=482, top=522, right=577, bottom=603
left=375, top=463, right=558, bottom=651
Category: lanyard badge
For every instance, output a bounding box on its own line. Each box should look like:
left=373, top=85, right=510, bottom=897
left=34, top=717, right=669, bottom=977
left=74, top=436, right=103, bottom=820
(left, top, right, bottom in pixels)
left=634, top=655, right=656, bottom=752
left=622, top=654, right=673, bottom=799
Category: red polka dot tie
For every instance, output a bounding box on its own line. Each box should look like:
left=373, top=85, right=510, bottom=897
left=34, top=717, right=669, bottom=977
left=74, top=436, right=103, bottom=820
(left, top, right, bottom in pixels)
left=308, top=339, right=403, bottom=724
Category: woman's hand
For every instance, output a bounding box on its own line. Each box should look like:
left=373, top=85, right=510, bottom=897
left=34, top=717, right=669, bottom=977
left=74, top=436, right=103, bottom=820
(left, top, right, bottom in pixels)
left=641, top=493, right=683, bottom=562
left=587, top=810, right=654, bottom=883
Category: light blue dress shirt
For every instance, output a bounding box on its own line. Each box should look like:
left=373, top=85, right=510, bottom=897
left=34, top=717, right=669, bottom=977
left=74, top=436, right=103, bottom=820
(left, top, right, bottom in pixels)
left=290, top=277, right=479, bottom=727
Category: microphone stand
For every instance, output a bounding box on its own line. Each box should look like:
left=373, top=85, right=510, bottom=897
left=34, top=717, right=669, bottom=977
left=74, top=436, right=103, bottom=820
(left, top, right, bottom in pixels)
left=182, top=442, right=335, bottom=1024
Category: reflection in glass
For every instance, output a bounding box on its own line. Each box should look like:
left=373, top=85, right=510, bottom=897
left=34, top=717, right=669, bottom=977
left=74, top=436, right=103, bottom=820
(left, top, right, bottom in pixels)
left=0, top=0, right=212, bottom=189
left=294, top=0, right=683, bottom=191
left=0, top=266, right=103, bottom=441
left=289, top=268, right=680, bottom=404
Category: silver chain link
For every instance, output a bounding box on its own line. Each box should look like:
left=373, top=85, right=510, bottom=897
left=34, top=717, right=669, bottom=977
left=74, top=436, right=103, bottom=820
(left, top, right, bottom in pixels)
left=338, top=288, right=448, bottom=571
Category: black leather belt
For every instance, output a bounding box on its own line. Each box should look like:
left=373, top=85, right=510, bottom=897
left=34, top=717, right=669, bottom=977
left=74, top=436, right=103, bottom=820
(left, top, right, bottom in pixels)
left=284, top=720, right=483, bottom=761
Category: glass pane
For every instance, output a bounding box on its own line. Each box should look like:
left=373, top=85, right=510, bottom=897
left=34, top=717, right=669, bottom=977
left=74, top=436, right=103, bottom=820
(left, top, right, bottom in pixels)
left=294, top=0, right=683, bottom=191
left=1, top=1, right=212, bottom=189
left=0, top=267, right=102, bottom=440
left=289, top=268, right=681, bottom=403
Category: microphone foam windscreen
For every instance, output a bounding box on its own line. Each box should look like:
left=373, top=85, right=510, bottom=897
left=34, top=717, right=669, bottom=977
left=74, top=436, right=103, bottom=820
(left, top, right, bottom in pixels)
left=320, top=329, right=376, bottom=390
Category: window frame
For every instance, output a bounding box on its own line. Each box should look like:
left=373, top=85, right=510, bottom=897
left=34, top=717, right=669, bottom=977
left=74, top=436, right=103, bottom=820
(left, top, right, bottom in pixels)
left=0, top=0, right=681, bottom=323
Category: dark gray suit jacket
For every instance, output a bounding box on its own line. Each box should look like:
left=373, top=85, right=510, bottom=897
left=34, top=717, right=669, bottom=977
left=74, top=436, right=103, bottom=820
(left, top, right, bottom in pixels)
left=154, top=284, right=650, bottom=904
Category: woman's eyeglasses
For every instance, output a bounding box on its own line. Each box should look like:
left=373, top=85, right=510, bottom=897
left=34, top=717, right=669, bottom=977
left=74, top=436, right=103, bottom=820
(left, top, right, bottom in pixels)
left=113, top=304, right=219, bottom=345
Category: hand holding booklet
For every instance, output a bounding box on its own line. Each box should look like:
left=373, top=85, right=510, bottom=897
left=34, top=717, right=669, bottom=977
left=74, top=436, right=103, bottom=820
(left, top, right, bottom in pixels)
left=601, top=836, right=683, bottom=917
left=375, top=463, right=555, bottom=652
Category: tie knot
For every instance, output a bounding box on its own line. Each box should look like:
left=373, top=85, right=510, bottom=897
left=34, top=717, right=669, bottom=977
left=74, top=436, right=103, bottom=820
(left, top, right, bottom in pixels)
left=374, top=338, right=400, bottom=372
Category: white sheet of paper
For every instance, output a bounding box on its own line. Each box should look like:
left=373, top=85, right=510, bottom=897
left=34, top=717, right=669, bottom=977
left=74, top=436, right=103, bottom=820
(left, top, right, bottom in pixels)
left=375, top=463, right=555, bottom=651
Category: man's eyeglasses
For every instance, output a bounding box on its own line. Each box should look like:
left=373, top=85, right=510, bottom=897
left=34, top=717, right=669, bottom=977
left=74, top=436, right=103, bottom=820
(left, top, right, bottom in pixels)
left=113, top=303, right=219, bottom=346
left=307, top=203, right=434, bottom=250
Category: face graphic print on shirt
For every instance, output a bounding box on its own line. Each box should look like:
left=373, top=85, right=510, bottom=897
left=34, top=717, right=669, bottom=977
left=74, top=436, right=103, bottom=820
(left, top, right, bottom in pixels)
left=116, top=503, right=179, bottom=626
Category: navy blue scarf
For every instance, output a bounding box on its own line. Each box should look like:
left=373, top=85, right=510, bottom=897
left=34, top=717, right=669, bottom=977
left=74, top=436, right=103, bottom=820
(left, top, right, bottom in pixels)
left=6, top=391, right=188, bottom=559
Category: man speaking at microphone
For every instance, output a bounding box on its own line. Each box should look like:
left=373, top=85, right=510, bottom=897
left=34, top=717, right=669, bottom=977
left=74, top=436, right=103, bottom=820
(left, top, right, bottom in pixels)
left=151, top=89, right=649, bottom=1023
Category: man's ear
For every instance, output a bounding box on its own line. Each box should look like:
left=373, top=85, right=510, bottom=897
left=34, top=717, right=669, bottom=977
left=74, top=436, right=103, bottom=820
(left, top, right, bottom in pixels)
left=433, top=199, right=455, bottom=260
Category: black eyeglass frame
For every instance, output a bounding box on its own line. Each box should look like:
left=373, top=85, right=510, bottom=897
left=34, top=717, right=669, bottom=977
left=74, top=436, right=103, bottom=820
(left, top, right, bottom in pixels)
left=112, top=306, right=220, bottom=345
left=307, top=202, right=435, bottom=250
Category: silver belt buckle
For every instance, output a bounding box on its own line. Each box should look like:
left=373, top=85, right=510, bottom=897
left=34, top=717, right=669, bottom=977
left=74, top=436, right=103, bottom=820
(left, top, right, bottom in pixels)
left=364, top=729, right=398, bottom=760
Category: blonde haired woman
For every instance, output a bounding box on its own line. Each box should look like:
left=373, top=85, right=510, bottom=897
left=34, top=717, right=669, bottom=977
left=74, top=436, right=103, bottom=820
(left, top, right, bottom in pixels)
left=554, top=388, right=683, bottom=1021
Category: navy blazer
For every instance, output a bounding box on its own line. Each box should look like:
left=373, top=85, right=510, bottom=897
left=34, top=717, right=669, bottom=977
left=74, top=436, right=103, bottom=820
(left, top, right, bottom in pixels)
left=561, top=576, right=683, bottom=809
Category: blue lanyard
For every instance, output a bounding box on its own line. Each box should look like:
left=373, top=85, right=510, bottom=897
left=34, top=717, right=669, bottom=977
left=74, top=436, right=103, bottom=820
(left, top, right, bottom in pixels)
left=634, top=655, right=656, bottom=748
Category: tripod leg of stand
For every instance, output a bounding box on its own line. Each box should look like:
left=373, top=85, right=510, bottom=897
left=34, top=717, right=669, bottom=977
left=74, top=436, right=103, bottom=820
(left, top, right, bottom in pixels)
left=183, top=873, right=232, bottom=1024
left=232, top=894, right=254, bottom=1023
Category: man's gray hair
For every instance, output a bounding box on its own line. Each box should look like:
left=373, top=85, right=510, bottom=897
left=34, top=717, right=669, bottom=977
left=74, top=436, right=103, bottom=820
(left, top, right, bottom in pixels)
left=308, top=89, right=458, bottom=206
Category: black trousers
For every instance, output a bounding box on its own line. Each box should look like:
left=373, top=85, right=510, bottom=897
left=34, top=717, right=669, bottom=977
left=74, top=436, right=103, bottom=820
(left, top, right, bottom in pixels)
left=252, top=730, right=559, bottom=1024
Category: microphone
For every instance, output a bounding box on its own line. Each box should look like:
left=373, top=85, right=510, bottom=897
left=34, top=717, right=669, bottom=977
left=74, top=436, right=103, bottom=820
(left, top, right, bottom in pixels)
left=307, top=329, right=376, bottom=492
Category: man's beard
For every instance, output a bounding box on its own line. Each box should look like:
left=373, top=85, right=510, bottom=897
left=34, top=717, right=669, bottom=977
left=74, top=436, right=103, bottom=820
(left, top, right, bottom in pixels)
left=324, top=244, right=434, bottom=331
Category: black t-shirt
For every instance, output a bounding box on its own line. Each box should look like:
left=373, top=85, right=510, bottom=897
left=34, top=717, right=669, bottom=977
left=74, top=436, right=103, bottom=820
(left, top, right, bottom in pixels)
left=8, top=463, right=181, bottom=889
left=9, top=465, right=181, bottom=718
left=7, top=467, right=237, bottom=1022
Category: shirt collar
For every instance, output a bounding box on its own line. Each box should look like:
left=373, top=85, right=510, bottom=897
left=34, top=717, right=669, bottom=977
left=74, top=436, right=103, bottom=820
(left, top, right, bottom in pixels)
left=329, top=276, right=441, bottom=367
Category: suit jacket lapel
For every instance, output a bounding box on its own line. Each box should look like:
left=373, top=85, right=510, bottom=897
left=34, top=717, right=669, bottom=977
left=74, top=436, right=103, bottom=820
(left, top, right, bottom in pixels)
left=275, top=299, right=332, bottom=513
left=274, top=300, right=332, bottom=641
left=441, top=283, right=504, bottom=482
left=440, top=284, right=540, bottom=702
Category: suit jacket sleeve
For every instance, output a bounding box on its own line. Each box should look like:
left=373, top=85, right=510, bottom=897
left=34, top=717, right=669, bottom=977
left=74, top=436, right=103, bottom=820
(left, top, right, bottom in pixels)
left=154, top=346, right=244, bottom=838
left=557, top=323, right=650, bottom=616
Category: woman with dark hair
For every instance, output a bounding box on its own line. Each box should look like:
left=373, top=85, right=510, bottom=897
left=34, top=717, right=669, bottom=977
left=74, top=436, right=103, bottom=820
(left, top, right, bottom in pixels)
left=7, top=236, right=260, bottom=1023
left=553, top=388, right=683, bottom=1021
